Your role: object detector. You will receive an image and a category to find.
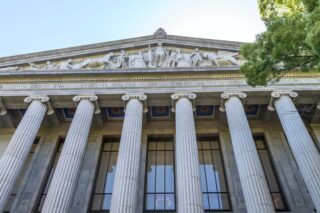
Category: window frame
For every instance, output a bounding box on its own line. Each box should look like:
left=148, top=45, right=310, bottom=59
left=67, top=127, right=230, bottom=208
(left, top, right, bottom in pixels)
left=197, top=135, right=232, bottom=212
left=89, top=137, right=120, bottom=213
left=254, top=134, right=289, bottom=212
left=144, top=136, right=176, bottom=212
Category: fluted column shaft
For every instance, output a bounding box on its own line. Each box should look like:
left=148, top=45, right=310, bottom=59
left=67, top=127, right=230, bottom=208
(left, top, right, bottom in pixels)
left=110, top=94, right=146, bottom=213
left=173, top=94, right=203, bottom=213
left=274, top=94, right=320, bottom=211
left=42, top=96, right=97, bottom=213
left=0, top=97, right=48, bottom=211
left=223, top=94, right=274, bottom=213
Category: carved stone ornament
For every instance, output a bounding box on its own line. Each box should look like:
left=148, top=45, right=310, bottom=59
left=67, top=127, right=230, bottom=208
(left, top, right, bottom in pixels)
left=267, top=91, right=298, bottom=111
left=24, top=95, right=54, bottom=115
left=219, top=92, right=247, bottom=112
left=122, top=93, right=148, bottom=113
left=171, top=92, right=197, bottom=112
left=0, top=98, right=7, bottom=116
left=72, top=95, right=101, bottom=114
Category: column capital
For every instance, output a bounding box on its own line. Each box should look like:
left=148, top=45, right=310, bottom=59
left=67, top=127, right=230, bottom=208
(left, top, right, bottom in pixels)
left=268, top=91, right=298, bottom=111
left=24, top=95, right=54, bottom=115
left=171, top=92, right=196, bottom=112
left=122, top=93, right=148, bottom=113
left=219, top=92, right=247, bottom=112
left=0, top=98, right=7, bottom=116
left=72, top=94, right=100, bottom=114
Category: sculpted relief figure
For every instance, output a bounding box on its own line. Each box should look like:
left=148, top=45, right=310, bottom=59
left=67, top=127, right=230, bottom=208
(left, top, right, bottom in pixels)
left=0, top=66, right=19, bottom=71
left=130, top=51, right=147, bottom=68
left=114, top=50, right=129, bottom=68
left=78, top=53, right=115, bottom=69
left=44, top=61, right=56, bottom=69
left=168, top=48, right=185, bottom=67
left=56, top=59, right=74, bottom=70
left=154, top=42, right=167, bottom=67
left=190, top=48, right=204, bottom=66
left=205, top=51, right=240, bottom=66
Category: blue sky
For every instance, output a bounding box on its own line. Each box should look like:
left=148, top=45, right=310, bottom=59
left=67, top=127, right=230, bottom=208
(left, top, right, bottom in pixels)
left=0, top=0, right=265, bottom=57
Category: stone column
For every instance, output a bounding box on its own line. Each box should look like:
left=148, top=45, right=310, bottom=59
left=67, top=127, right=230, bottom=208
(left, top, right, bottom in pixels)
left=42, top=95, right=100, bottom=213
left=0, top=96, right=53, bottom=211
left=220, top=92, right=275, bottom=213
left=110, top=94, right=147, bottom=213
left=171, top=93, right=204, bottom=213
left=269, top=91, right=320, bottom=212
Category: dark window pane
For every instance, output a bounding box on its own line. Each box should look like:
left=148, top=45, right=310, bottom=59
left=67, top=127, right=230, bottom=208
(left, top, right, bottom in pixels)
left=165, top=151, right=174, bottom=193
left=208, top=193, right=219, bottom=209
left=105, top=152, right=117, bottom=193
left=145, top=194, right=155, bottom=210
left=145, top=138, right=175, bottom=211
left=101, top=194, right=112, bottom=210
left=146, top=151, right=156, bottom=193
left=165, top=194, right=175, bottom=210
left=91, top=140, right=119, bottom=211
left=155, top=151, right=165, bottom=193
left=155, top=194, right=165, bottom=210
left=202, top=194, right=209, bottom=210
left=198, top=138, right=231, bottom=211
left=254, top=136, right=288, bottom=211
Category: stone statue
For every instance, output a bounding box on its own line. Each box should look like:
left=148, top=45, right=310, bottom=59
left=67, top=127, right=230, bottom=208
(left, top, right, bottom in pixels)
left=56, top=59, right=74, bottom=70
left=168, top=48, right=184, bottom=67
left=190, top=48, right=203, bottom=66
left=146, top=45, right=155, bottom=67
left=154, top=42, right=166, bottom=67
left=115, top=50, right=129, bottom=68
left=130, top=51, right=147, bottom=68
left=78, top=53, right=115, bottom=69
left=28, top=63, right=40, bottom=70
left=44, top=61, right=56, bottom=69
left=206, top=52, right=240, bottom=66
left=0, top=66, right=19, bottom=71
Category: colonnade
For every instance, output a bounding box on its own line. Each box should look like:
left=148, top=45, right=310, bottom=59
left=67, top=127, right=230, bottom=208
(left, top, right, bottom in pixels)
left=0, top=91, right=319, bottom=213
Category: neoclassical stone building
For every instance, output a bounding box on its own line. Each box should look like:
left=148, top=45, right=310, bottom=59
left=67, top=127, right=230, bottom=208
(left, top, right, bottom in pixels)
left=0, top=29, right=319, bottom=213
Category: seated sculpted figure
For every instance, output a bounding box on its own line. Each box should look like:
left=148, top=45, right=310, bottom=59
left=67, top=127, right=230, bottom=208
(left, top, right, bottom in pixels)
left=44, top=61, right=56, bottom=69
left=130, top=51, right=147, bottom=68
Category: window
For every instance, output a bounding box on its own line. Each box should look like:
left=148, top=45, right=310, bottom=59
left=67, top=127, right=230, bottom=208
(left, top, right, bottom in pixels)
left=4, top=137, right=40, bottom=213
left=145, top=137, right=175, bottom=211
left=254, top=135, right=288, bottom=211
left=198, top=137, right=231, bottom=211
left=91, top=138, right=119, bottom=211
left=36, top=138, right=64, bottom=212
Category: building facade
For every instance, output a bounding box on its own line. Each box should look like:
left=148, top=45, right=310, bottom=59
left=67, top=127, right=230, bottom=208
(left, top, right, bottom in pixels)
left=0, top=29, right=319, bottom=213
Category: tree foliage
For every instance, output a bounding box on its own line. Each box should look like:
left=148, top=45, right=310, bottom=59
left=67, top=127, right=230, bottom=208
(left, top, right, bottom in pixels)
left=240, top=0, right=320, bottom=86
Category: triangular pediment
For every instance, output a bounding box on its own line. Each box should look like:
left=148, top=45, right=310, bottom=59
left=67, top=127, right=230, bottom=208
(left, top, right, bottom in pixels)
left=0, top=29, right=245, bottom=71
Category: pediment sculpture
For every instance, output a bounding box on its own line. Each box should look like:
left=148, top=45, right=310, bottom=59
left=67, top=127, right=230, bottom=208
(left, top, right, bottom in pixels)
left=0, top=43, right=241, bottom=71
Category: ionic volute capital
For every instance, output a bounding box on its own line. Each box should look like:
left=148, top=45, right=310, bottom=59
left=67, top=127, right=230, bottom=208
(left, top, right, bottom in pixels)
left=268, top=91, right=298, bottom=111
left=0, top=98, right=7, bottom=116
left=171, top=92, right=197, bottom=112
left=122, top=93, right=148, bottom=113
left=72, top=94, right=101, bottom=114
left=24, top=95, right=54, bottom=115
left=219, top=92, right=247, bottom=112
